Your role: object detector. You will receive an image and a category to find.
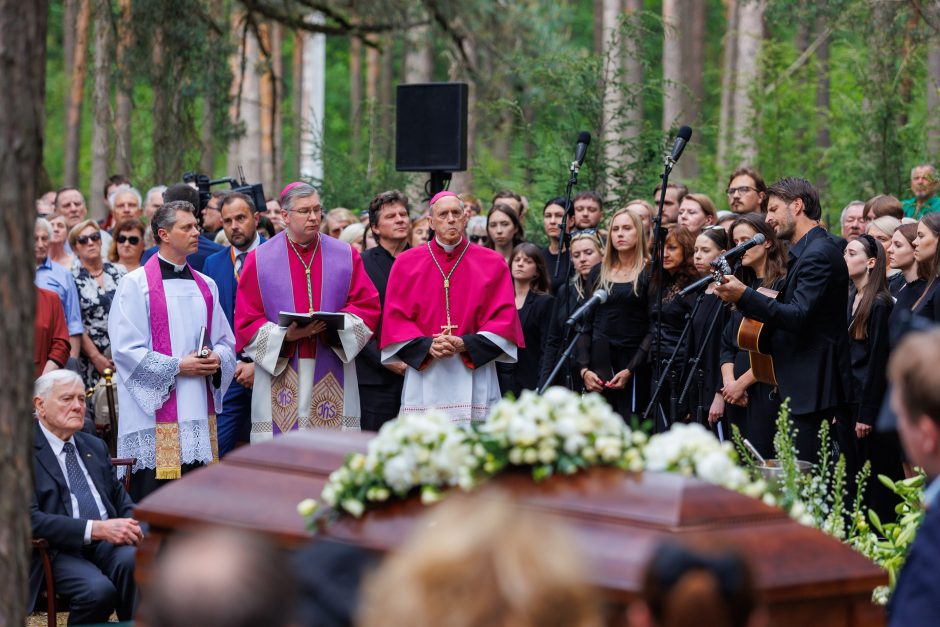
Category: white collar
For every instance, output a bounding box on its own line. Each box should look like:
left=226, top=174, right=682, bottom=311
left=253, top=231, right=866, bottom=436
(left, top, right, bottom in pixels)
left=435, top=236, right=463, bottom=253
left=38, top=419, right=74, bottom=457
left=157, top=252, right=187, bottom=272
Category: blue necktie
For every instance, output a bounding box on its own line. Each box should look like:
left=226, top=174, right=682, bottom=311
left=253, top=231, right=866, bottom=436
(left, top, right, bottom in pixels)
left=62, top=442, right=101, bottom=520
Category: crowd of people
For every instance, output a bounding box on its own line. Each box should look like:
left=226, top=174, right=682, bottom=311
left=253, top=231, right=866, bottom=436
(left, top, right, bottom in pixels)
left=28, top=161, right=940, bottom=624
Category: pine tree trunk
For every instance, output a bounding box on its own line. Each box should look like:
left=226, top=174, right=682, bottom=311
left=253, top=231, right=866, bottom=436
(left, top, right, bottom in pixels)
left=731, top=0, right=763, bottom=166
left=622, top=0, right=644, bottom=153
left=679, top=0, right=704, bottom=179
left=259, top=22, right=277, bottom=195
left=90, top=0, right=112, bottom=221
left=292, top=29, right=303, bottom=176
left=379, top=33, right=394, bottom=160
left=200, top=0, right=223, bottom=176
left=0, top=1, right=48, bottom=624
left=64, top=0, right=91, bottom=187
left=272, top=23, right=284, bottom=189
left=815, top=12, right=830, bottom=193
left=365, top=37, right=380, bottom=179
left=928, top=40, right=940, bottom=158
left=403, top=23, right=433, bottom=83
left=241, top=29, right=263, bottom=183
left=299, top=14, right=326, bottom=182
left=661, top=0, right=682, bottom=132
left=601, top=0, right=624, bottom=195
left=349, top=36, right=362, bottom=159
left=717, top=0, right=739, bottom=175
left=114, top=0, right=132, bottom=176
left=450, top=35, right=476, bottom=195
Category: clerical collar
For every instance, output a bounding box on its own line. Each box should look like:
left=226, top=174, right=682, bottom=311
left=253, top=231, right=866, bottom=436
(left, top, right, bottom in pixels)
left=287, top=233, right=318, bottom=252
left=157, top=254, right=194, bottom=280
left=434, top=236, right=464, bottom=253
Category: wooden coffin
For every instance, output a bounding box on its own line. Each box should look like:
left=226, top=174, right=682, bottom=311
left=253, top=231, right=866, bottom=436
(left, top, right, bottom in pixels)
left=133, top=430, right=887, bottom=626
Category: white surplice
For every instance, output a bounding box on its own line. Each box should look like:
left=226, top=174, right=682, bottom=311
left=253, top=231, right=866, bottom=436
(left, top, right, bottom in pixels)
left=381, top=332, right=517, bottom=425
left=109, top=266, right=236, bottom=473
left=242, top=315, right=372, bottom=440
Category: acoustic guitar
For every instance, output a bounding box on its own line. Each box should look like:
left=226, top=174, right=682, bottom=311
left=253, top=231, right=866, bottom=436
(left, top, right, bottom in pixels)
left=736, top=287, right=778, bottom=386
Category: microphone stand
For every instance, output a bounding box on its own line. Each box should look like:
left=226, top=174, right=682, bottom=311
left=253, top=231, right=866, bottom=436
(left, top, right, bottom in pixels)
left=677, top=295, right=728, bottom=428
left=642, top=288, right=704, bottom=430
left=538, top=320, right=588, bottom=395
left=650, top=156, right=676, bottom=402
left=553, top=159, right=581, bottom=288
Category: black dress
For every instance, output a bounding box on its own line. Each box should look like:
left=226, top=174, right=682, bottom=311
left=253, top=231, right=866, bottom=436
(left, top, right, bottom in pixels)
left=912, top=279, right=940, bottom=322
left=848, top=295, right=903, bottom=524
left=541, top=245, right=571, bottom=295
left=687, top=292, right=729, bottom=430
left=577, top=267, right=649, bottom=420
left=887, top=272, right=906, bottom=297
left=888, top=279, right=927, bottom=349
left=538, top=280, right=587, bottom=391
left=718, top=276, right=787, bottom=459
left=498, top=291, right=555, bottom=397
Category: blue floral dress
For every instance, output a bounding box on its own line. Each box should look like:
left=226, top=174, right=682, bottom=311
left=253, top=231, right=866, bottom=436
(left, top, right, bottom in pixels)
left=72, top=260, right=126, bottom=387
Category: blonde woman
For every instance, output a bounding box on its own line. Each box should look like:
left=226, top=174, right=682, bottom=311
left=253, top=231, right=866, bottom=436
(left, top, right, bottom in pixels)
left=579, top=209, right=650, bottom=419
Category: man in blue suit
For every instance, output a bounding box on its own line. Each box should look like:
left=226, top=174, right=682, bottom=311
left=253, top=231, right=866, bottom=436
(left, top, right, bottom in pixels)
left=888, top=327, right=940, bottom=625
left=202, top=191, right=263, bottom=455
left=141, top=183, right=223, bottom=272
left=30, top=370, right=141, bottom=624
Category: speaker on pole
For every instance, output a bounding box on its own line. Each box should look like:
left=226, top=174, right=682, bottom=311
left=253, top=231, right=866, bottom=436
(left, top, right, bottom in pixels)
left=395, top=83, right=468, bottom=174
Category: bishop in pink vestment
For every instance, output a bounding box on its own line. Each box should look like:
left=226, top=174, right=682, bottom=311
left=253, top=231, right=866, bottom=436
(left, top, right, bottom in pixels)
left=380, top=191, right=524, bottom=423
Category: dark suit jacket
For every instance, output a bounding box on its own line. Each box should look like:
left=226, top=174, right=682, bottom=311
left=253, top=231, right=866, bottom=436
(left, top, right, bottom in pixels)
left=357, top=244, right=408, bottom=388
left=202, top=238, right=265, bottom=330
left=735, top=226, right=853, bottom=416
left=141, top=235, right=224, bottom=273
left=498, top=292, right=554, bottom=396
left=30, top=425, right=135, bottom=607
left=889, top=499, right=940, bottom=626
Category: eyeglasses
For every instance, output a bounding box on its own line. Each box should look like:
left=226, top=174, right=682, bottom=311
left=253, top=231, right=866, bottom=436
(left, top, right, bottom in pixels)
left=726, top=186, right=756, bottom=197
left=76, top=232, right=102, bottom=245
left=116, top=234, right=141, bottom=245
left=469, top=235, right=486, bottom=243
left=292, top=206, right=323, bottom=219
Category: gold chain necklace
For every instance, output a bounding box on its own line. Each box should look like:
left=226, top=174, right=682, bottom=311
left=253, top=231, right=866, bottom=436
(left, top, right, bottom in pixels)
left=426, top=239, right=470, bottom=335
left=287, top=235, right=321, bottom=314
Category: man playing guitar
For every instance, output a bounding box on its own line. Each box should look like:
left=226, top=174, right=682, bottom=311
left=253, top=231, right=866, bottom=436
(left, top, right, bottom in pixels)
left=714, top=177, right=855, bottom=469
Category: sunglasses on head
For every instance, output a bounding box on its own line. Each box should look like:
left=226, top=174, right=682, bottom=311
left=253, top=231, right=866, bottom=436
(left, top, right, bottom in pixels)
left=76, top=232, right=102, bottom=245
left=116, top=234, right=141, bottom=245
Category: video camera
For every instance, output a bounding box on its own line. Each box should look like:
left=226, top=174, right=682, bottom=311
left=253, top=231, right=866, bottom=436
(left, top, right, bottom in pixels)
left=183, top=166, right=267, bottom=216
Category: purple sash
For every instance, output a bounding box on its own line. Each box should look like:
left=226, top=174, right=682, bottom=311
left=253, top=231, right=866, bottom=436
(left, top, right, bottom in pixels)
left=143, top=255, right=216, bottom=478
left=256, top=231, right=352, bottom=432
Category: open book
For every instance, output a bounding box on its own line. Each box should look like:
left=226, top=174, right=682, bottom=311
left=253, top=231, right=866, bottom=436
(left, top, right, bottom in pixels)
left=277, top=311, right=345, bottom=346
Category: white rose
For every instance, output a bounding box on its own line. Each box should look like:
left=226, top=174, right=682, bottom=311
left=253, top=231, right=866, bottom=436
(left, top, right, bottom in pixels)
left=297, top=498, right=318, bottom=517
left=523, top=448, right=539, bottom=465
left=341, top=498, right=365, bottom=518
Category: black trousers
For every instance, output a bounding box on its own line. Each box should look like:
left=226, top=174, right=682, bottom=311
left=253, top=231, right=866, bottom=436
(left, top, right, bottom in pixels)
left=359, top=383, right=402, bottom=432
left=52, top=541, right=137, bottom=625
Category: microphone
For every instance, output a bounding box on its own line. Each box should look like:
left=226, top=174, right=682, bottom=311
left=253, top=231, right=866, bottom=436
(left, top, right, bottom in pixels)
left=570, top=131, right=591, bottom=173
left=667, top=125, right=693, bottom=166
left=709, top=233, right=766, bottom=269
left=565, top=289, right=608, bottom=326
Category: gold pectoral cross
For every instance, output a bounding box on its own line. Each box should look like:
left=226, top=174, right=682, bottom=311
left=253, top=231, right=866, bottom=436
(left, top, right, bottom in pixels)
left=441, top=321, right=459, bottom=335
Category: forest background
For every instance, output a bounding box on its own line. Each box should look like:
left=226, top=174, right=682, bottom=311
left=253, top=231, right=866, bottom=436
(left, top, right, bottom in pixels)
left=43, top=0, right=940, bottom=236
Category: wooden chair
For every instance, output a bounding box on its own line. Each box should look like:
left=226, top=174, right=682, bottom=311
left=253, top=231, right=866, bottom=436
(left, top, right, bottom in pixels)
left=31, top=457, right=136, bottom=627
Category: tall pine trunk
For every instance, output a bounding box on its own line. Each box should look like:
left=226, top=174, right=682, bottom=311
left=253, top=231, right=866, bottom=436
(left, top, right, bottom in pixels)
left=0, top=1, right=48, bottom=624
left=731, top=0, right=763, bottom=166
left=90, top=0, right=112, bottom=221
left=64, top=0, right=91, bottom=188
left=114, top=0, right=132, bottom=176
left=928, top=40, right=940, bottom=158
left=349, top=36, right=362, bottom=160
left=717, top=0, right=739, bottom=177
left=679, top=0, right=704, bottom=179
left=814, top=13, right=830, bottom=193
left=601, top=0, right=623, bottom=196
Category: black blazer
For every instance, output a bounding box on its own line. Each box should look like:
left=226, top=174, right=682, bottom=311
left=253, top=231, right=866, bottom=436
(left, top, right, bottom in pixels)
left=357, top=244, right=409, bottom=387
left=30, top=425, right=135, bottom=606
left=735, top=226, right=854, bottom=416
left=499, top=291, right=554, bottom=396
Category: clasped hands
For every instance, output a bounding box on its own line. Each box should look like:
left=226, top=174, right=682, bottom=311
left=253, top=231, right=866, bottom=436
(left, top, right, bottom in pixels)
left=582, top=368, right=631, bottom=392
left=91, top=518, right=144, bottom=546
left=179, top=351, right=221, bottom=377
left=430, top=333, right=466, bottom=359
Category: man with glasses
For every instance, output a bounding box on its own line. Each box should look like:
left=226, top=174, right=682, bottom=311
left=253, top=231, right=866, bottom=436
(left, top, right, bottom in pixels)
left=357, top=190, right=412, bottom=430
left=726, top=166, right=767, bottom=215
left=234, top=182, right=381, bottom=438
left=35, top=217, right=84, bottom=361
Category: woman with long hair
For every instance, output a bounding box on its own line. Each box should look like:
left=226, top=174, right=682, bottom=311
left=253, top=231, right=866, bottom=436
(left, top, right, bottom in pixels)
left=844, top=234, right=901, bottom=522
left=632, top=226, right=698, bottom=430
left=719, top=214, right=787, bottom=458
left=486, top=203, right=524, bottom=264
left=911, top=213, right=940, bottom=320
left=538, top=232, right=603, bottom=391
left=69, top=219, right=126, bottom=388
left=578, top=209, right=650, bottom=419
left=498, top=243, right=555, bottom=397
left=688, top=227, right=729, bottom=431
left=109, top=218, right=146, bottom=272
left=541, top=197, right=570, bottom=293
left=889, top=223, right=928, bottom=303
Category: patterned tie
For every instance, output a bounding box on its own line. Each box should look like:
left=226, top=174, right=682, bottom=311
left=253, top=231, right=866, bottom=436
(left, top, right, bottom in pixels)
left=235, top=253, right=247, bottom=280
left=62, top=442, right=101, bottom=520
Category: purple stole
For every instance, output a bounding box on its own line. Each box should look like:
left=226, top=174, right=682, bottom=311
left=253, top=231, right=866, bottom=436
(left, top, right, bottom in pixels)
left=144, top=255, right=218, bottom=480
left=256, top=231, right=352, bottom=432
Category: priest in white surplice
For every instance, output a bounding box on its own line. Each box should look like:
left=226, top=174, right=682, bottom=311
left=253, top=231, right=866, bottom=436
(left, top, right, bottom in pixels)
left=109, top=201, right=235, bottom=501
left=234, top=182, right=381, bottom=439
left=380, top=191, right=525, bottom=424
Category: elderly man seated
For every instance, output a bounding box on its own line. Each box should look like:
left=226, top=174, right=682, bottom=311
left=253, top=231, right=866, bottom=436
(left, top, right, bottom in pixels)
left=30, top=369, right=142, bottom=624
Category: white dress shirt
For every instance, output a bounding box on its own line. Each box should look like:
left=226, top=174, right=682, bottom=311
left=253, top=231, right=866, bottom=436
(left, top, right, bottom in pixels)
left=39, top=421, right=109, bottom=544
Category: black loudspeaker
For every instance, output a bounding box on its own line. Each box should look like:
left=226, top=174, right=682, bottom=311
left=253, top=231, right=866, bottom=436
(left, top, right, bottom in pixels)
left=395, top=82, right=468, bottom=172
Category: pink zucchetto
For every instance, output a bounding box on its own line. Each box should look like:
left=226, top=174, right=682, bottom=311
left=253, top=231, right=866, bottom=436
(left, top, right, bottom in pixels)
left=429, top=190, right=459, bottom=206
left=279, top=181, right=306, bottom=203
